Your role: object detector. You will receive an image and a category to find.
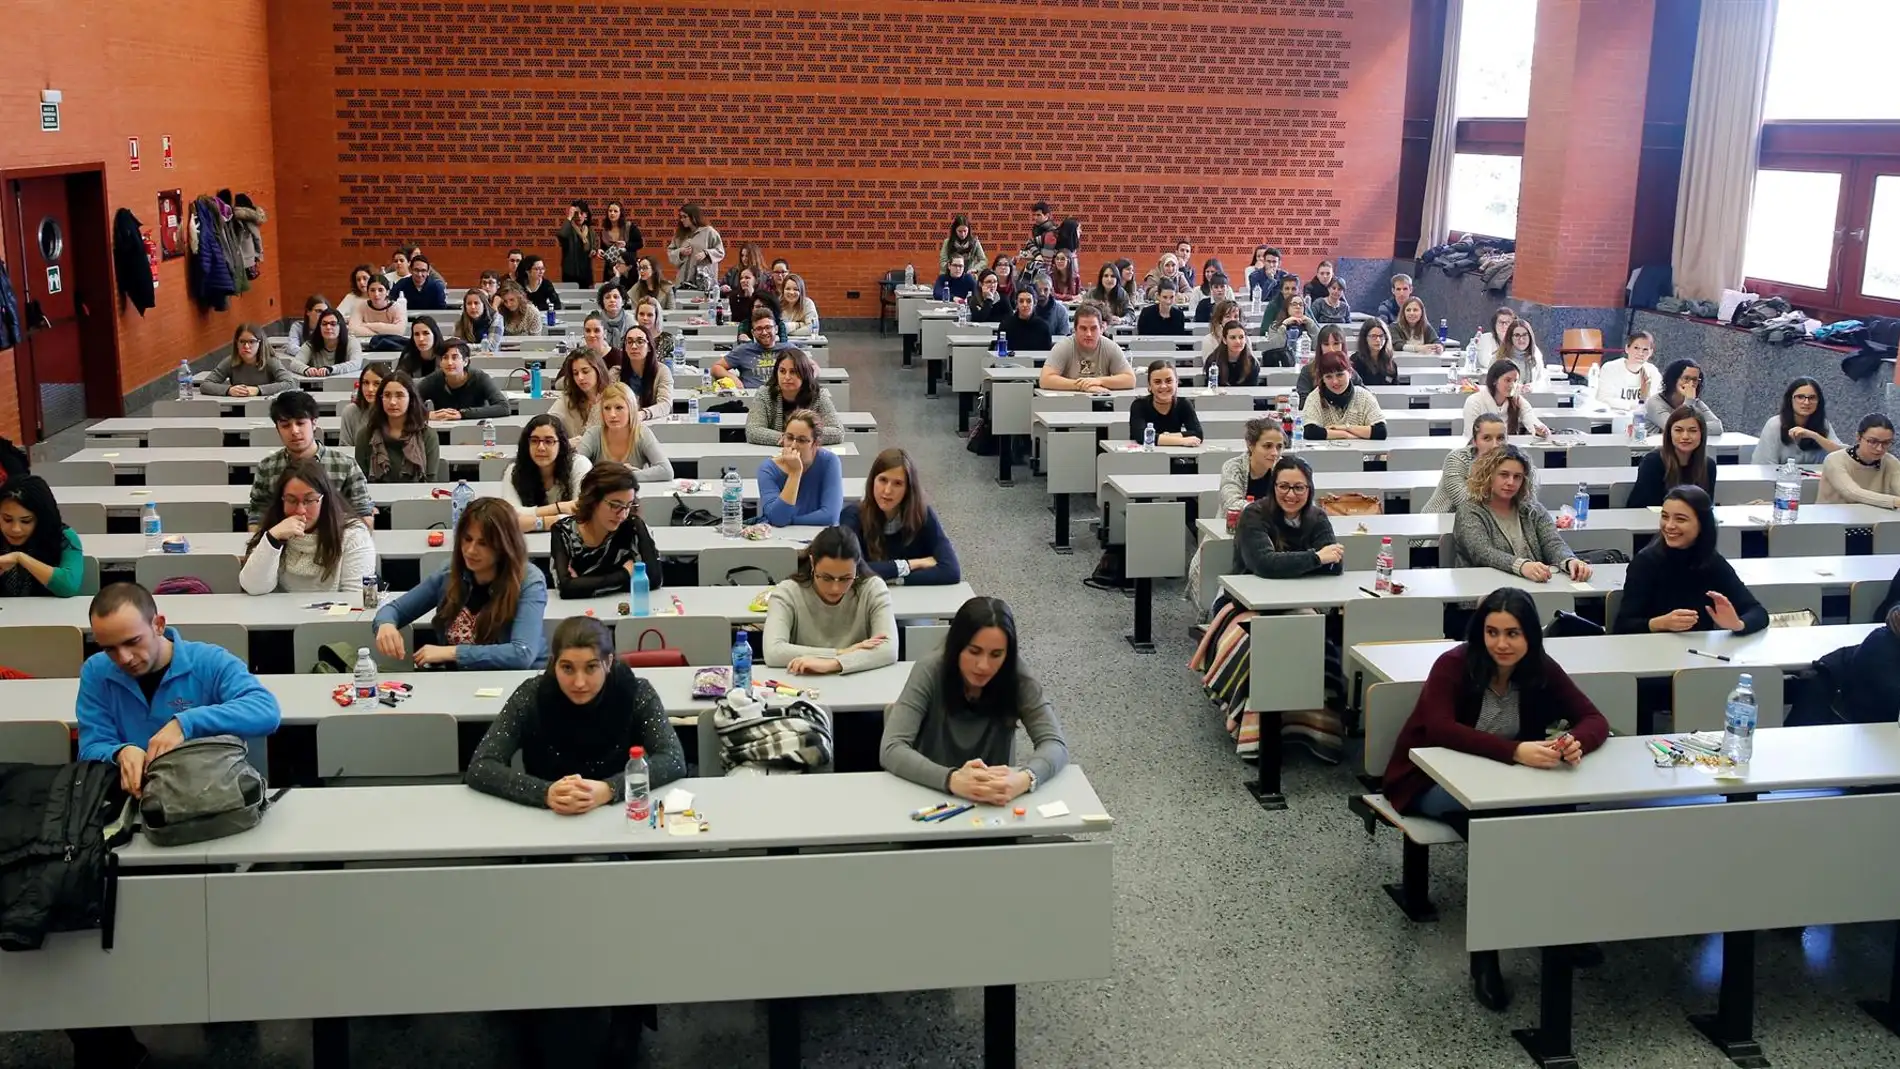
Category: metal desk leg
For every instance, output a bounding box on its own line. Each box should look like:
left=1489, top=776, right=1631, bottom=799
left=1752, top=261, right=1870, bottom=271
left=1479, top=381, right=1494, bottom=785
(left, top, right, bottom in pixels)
left=1246, top=711, right=1285, bottom=810
left=769, top=998, right=801, bottom=1069
left=1691, top=931, right=1768, bottom=1068
left=984, top=984, right=1016, bottom=1069
left=1860, top=921, right=1900, bottom=1037
left=926, top=359, right=942, bottom=397
left=959, top=393, right=973, bottom=434
left=1125, top=578, right=1155, bottom=653
left=1512, top=946, right=1580, bottom=1069
left=313, top=1017, right=350, bottom=1069
left=902, top=335, right=915, bottom=367
left=1050, top=493, right=1072, bottom=553
left=996, top=436, right=1014, bottom=486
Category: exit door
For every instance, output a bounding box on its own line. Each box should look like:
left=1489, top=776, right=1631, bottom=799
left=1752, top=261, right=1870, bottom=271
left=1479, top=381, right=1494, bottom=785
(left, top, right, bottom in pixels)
left=12, top=176, right=86, bottom=436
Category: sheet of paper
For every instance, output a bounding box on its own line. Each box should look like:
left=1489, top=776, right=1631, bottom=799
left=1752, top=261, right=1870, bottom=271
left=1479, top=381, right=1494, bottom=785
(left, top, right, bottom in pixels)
left=473, top=687, right=504, bottom=698
left=661, top=787, right=695, bottom=812
left=1037, top=800, right=1071, bottom=819
left=324, top=604, right=352, bottom=616
left=1569, top=582, right=1594, bottom=592
left=101, top=452, right=119, bottom=459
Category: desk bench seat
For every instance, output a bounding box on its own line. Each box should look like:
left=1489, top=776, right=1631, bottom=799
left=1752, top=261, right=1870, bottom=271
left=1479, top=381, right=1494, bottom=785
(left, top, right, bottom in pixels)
left=1350, top=792, right=1462, bottom=923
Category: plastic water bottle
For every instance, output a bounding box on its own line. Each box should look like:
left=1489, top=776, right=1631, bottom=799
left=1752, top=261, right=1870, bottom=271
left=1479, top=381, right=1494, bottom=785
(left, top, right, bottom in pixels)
left=1291, top=411, right=1304, bottom=447
left=176, top=360, right=193, bottom=401
left=489, top=315, right=504, bottom=355
left=904, top=263, right=915, bottom=287
left=450, top=478, right=473, bottom=533
left=1437, top=318, right=1450, bottom=345
left=1721, top=674, right=1758, bottom=776
left=995, top=331, right=1010, bottom=360
left=353, top=648, right=377, bottom=706
left=720, top=466, right=744, bottom=537
left=686, top=394, right=701, bottom=423
left=1374, top=537, right=1395, bottom=592
left=528, top=360, right=543, bottom=399
left=630, top=561, right=650, bottom=617
left=544, top=306, right=558, bottom=329
left=141, top=502, right=163, bottom=552
left=1630, top=412, right=1648, bottom=444
left=732, top=632, right=753, bottom=692
left=1207, top=363, right=1220, bottom=394
left=480, top=419, right=497, bottom=448
left=1286, top=324, right=1303, bottom=362
left=1142, top=422, right=1156, bottom=452
left=624, top=746, right=651, bottom=824
left=957, top=301, right=969, bottom=325
left=1572, top=483, right=1590, bottom=528
left=1773, top=461, right=1801, bottom=525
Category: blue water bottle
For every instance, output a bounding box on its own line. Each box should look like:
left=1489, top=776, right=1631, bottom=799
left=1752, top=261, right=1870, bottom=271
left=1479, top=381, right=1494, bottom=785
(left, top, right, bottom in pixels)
left=630, top=561, right=650, bottom=617
left=1572, top=482, right=1590, bottom=529
left=995, top=331, right=1009, bottom=360
left=528, top=360, right=543, bottom=399
left=731, top=632, right=753, bottom=692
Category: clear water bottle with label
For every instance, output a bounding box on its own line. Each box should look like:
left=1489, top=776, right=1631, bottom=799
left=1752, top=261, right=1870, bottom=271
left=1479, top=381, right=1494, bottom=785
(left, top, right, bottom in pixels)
left=1374, top=537, right=1395, bottom=592
left=720, top=466, right=744, bottom=537
left=624, top=746, right=651, bottom=824
left=732, top=632, right=753, bottom=693
left=141, top=502, right=163, bottom=552
left=957, top=301, right=969, bottom=325
left=1773, top=461, right=1801, bottom=524
left=1291, top=411, right=1304, bottom=447
left=1721, top=673, right=1757, bottom=776
left=353, top=647, right=377, bottom=706
left=1142, top=422, right=1156, bottom=452
left=177, top=360, right=194, bottom=402
left=630, top=561, right=650, bottom=617
left=480, top=419, right=497, bottom=448
left=904, top=263, right=915, bottom=287
left=1286, top=324, right=1303, bottom=363
left=450, top=478, right=473, bottom=533
left=1572, top=483, right=1590, bottom=528
left=1207, top=363, right=1220, bottom=394
left=488, top=315, right=504, bottom=355
left=686, top=394, right=701, bottom=423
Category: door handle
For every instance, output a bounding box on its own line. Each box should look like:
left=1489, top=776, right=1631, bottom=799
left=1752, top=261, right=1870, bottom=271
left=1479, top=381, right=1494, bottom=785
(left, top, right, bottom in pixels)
left=1850, top=228, right=1868, bottom=242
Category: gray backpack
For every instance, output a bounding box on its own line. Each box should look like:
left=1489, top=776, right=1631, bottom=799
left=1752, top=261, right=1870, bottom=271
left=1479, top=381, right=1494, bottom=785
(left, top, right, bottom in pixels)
left=139, top=735, right=273, bottom=847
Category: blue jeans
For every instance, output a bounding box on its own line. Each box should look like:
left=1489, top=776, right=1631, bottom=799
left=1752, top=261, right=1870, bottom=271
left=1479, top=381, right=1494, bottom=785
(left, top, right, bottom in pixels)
left=1414, top=784, right=1467, bottom=819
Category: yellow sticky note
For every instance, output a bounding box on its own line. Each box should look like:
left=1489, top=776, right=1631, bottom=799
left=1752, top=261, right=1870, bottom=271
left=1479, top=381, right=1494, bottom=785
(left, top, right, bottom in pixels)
left=1570, top=582, right=1594, bottom=592
left=131, top=489, right=152, bottom=496
left=101, top=452, right=120, bottom=459
left=325, top=604, right=352, bottom=616
left=473, top=687, right=504, bottom=698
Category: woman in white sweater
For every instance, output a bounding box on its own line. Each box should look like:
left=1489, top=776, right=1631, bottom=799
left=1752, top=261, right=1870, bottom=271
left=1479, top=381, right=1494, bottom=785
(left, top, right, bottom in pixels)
left=239, top=460, right=377, bottom=595
left=1469, top=307, right=1516, bottom=367
left=779, top=274, right=821, bottom=337
left=1460, top=360, right=1548, bottom=438
left=1818, top=415, right=1900, bottom=508
left=1592, top=330, right=1662, bottom=411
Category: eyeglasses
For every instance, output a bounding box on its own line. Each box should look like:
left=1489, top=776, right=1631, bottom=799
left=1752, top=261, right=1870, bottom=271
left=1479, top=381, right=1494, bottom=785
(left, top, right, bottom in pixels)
left=1793, top=393, right=1819, bottom=402
left=1864, top=435, right=1896, bottom=448
left=1679, top=374, right=1702, bottom=384
left=783, top=435, right=814, bottom=446
left=527, top=435, right=562, bottom=447
left=1274, top=483, right=1308, bottom=493
left=281, top=494, right=323, bottom=509
left=812, top=572, right=857, bottom=586
left=602, top=499, right=634, bottom=515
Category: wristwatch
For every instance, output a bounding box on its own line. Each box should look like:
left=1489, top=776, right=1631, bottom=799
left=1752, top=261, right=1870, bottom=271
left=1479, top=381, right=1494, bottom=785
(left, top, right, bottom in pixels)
left=1020, top=767, right=1036, bottom=793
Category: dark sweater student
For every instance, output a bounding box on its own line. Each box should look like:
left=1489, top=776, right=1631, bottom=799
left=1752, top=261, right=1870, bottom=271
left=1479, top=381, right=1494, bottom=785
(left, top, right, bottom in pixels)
left=1611, top=487, right=1767, bottom=636
left=1235, top=457, right=1347, bottom=579
left=840, top=449, right=962, bottom=585
left=417, top=342, right=510, bottom=421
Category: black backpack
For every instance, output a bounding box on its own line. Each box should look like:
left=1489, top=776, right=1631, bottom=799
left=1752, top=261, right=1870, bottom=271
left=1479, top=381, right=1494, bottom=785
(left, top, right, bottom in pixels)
left=0, top=761, right=136, bottom=952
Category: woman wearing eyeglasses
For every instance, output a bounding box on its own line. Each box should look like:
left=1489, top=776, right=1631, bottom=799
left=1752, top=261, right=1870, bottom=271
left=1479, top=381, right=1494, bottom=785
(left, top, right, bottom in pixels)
left=764, top=526, right=898, bottom=677
left=1753, top=377, right=1841, bottom=465
left=1819, top=414, right=1900, bottom=508
left=239, top=459, right=377, bottom=595
left=549, top=462, right=662, bottom=599
left=758, top=409, right=844, bottom=527
left=1645, top=358, right=1724, bottom=436
left=1235, top=456, right=1347, bottom=579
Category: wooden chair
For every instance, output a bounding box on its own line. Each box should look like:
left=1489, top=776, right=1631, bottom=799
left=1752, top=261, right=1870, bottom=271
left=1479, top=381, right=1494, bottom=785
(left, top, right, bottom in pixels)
left=1558, top=329, right=1611, bottom=379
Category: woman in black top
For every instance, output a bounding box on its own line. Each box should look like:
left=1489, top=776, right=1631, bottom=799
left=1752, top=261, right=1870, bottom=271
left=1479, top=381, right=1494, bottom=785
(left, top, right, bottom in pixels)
left=1205, top=320, right=1259, bottom=389
left=1085, top=262, right=1129, bottom=322
left=515, top=255, right=563, bottom=312
left=1235, top=456, right=1347, bottom=577
left=1000, top=289, right=1053, bottom=353
left=1128, top=361, right=1204, bottom=446
left=1612, top=486, right=1767, bottom=635
left=550, top=462, right=662, bottom=599
left=1351, top=318, right=1402, bottom=386
left=598, top=199, right=642, bottom=263
left=1627, top=406, right=1716, bottom=509
left=395, top=315, right=445, bottom=380
left=728, top=265, right=782, bottom=337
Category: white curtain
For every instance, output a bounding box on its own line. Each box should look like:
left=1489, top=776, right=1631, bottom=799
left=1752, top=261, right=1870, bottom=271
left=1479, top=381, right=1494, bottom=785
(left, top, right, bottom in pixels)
left=1415, top=0, right=1464, bottom=259
left=1671, top=0, right=1777, bottom=302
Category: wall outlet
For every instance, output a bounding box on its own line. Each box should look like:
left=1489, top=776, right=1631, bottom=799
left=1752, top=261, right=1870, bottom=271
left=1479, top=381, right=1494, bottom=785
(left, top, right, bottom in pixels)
left=846, top=290, right=860, bottom=300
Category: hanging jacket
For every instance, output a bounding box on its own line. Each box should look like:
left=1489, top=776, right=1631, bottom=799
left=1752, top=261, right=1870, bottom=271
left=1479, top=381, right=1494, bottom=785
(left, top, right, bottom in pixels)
left=0, top=761, right=135, bottom=952
left=231, top=200, right=267, bottom=280
left=190, top=197, right=238, bottom=311
left=0, top=259, right=21, bottom=350
left=112, top=207, right=156, bottom=316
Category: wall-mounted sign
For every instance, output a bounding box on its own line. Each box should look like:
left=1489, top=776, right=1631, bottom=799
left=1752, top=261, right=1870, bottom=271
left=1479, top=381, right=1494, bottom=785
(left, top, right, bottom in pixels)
left=162, top=134, right=174, bottom=168
left=157, top=189, right=184, bottom=260
left=129, top=137, right=141, bottom=171
left=39, top=102, right=59, bottom=132
left=45, top=266, right=62, bottom=294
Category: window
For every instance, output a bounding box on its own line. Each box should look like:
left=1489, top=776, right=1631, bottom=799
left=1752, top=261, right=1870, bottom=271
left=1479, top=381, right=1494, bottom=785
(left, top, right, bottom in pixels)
left=1763, top=1, right=1900, bottom=121
left=1446, top=154, right=1522, bottom=239
left=1860, top=176, right=1900, bottom=300
left=1454, top=0, right=1537, bottom=120
left=1741, top=170, right=1841, bottom=290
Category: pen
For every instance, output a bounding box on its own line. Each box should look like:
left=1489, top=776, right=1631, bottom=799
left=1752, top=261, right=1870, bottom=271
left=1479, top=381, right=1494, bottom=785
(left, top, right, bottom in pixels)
left=910, top=803, right=952, bottom=820
left=1357, top=587, right=1381, bottom=598
left=926, top=804, right=974, bottom=823
left=1686, top=649, right=1733, bottom=663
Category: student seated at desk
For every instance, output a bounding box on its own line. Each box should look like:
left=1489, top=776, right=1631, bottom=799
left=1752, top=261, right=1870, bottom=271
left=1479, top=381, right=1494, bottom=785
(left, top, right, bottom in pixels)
left=1491, top=319, right=1553, bottom=390
left=68, top=581, right=284, bottom=1069
left=1390, top=296, right=1444, bottom=355
left=373, top=497, right=549, bottom=669
left=1591, top=329, right=1661, bottom=411
left=1039, top=303, right=1133, bottom=394
left=746, top=348, right=843, bottom=446
left=248, top=390, right=376, bottom=532
left=780, top=273, right=820, bottom=338
left=841, top=448, right=962, bottom=585
left=338, top=362, right=387, bottom=449
left=634, top=295, right=678, bottom=366
left=550, top=462, right=662, bottom=599
left=1195, top=272, right=1234, bottom=323
left=575, top=312, right=627, bottom=384
left=356, top=370, right=441, bottom=484
left=1204, top=319, right=1259, bottom=387
left=1646, top=358, right=1725, bottom=436
left=495, top=280, right=546, bottom=336
left=1031, top=273, right=1071, bottom=337
left=1293, top=325, right=1358, bottom=407
left=620, top=327, right=672, bottom=426
left=728, top=265, right=784, bottom=340
left=240, top=460, right=377, bottom=595
left=1184, top=420, right=1288, bottom=617
left=389, top=252, right=449, bottom=310
left=971, top=270, right=1011, bottom=323
left=1818, top=414, right=1900, bottom=508
left=1423, top=414, right=1528, bottom=513
left=516, top=254, right=563, bottom=313
left=595, top=285, right=636, bottom=349
left=1128, top=362, right=1204, bottom=446
left=1000, top=288, right=1054, bottom=354
left=764, top=525, right=898, bottom=676
left=933, top=254, right=978, bottom=303
left=1612, top=486, right=1766, bottom=635
left=345, top=277, right=407, bottom=357
left=1374, top=271, right=1411, bottom=324
left=200, top=322, right=297, bottom=397
left=576, top=382, right=673, bottom=483
left=711, top=306, right=795, bottom=390
left=1235, top=456, right=1346, bottom=578
left=1300, top=351, right=1388, bottom=440
left=1313, top=276, right=1353, bottom=325
left=451, top=288, right=494, bottom=346
left=549, top=348, right=608, bottom=439
left=1351, top=319, right=1403, bottom=387
left=1259, top=284, right=1313, bottom=369
left=1452, top=445, right=1592, bottom=581
left=1791, top=603, right=1900, bottom=727
left=630, top=255, right=674, bottom=312
left=503, top=414, right=592, bottom=532
left=880, top=595, right=1068, bottom=802
left=1753, top=377, right=1841, bottom=465
left=335, top=263, right=379, bottom=322
left=1047, top=249, right=1081, bottom=300
left=758, top=410, right=844, bottom=526
left=297, top=306, right=366, bottom=376
left=1460, top=360, right=1548, bottom=439
left=1380, top=587, right=1607, bottom=1012
left=418, top=340, right=510, bottom=423
left=0, top=475, right=84, bottom=598
left=1626, top=406, right=1716, bottom=509
left=1135, top=278, right=1190, bottom=336
left=1468, top=307, right=1515, bottom=368
left=393, top=315, right=445, bottom=380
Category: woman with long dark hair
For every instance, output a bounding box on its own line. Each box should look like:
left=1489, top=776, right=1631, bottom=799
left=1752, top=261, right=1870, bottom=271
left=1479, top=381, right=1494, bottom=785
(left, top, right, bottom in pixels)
left=629, top=254, right=674, bottom=310
left=1613, top=486, right=1767, bottom=635
left=763, top=526, right=898, bottom=676
left=373, top=497, right=549, bottom=669
left=1085, top=261, right=1129, bottom=323
left=1235, top=456, right=1346, bottom=578
left=549, top=349, right=607, bottom=440
left=1350, top=317, right=1402, bottom=387
left=880, top=596, right=1068, bottom=801
left=1204, top=320, right=1260, bottom=389
left=1459, top=360, right=1547, bottom=438
left=495, top=281, right=545, bottom=336
left=451, top=289, right=493, bottom=346
left=0, top=475, right=84, bottom=598
left=200, top=322, right=297, bottom=398
left=939, top=214, right=988, bottom=275
left=284, top=294, right=331, bottom=350
left=503, top=413, right=591, bottom=532
left=841, top=448, right=961, bottom=585
left=1646, top=357, right=1724, bottom=435
left=394, top=315, right=445, bottom=380
left=1819, top=413, right=1900, bottom=508
left=745, top=349, right=843, bottom=446
left=339, top=362, right=388, bottom=448
left=355, top=369, right=440, bottom=483
left=549, top=462, right=662, bottom=599
left=515, top=254, right=563, bottom=313
left=1381, top=586, right=1608, bottom=1011
left=556, top=201, right=599, bottom=287
left=621, top=328, right=672, bottom=423
left=240, top=459, right=376, bottom=594
left=1627, top=406, right=1715, bottom=509
left=1753, top=376, right=1840, bottom=464
left=335, top=264, right=378, bottom=320
left=295, top=306, right=365, bottom=378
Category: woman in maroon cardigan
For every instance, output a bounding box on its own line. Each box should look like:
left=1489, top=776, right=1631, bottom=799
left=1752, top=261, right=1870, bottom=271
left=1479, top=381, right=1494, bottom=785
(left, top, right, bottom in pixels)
left=1381, top=586, right=1609, bottom=1012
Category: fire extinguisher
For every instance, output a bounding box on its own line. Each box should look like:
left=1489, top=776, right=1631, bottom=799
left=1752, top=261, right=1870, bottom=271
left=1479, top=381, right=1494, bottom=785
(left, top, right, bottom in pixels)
left=141, top=227, right=160, bottom=290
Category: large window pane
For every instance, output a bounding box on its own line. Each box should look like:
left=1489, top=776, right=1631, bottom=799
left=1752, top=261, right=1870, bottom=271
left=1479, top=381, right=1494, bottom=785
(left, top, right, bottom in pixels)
left=1445, top=153, right=1522, bottom=239
left=1765, top=2, right=1900, bottom=121
left=1742, top=169, right=1841, bottom=290
left=1454, top=0, right=1537, bottom=119
left=1861, top=175, right=1900, bottom=300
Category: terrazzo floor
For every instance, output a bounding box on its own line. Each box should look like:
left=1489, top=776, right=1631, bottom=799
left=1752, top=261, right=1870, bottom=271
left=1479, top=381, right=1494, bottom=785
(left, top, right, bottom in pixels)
left=6, top=333, right=1900, bottom=1068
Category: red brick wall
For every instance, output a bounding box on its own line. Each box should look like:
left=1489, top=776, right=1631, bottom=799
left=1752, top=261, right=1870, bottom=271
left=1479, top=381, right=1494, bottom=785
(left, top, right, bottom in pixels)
left=0, top=0, right=281, bottom=443
left=268, top=0, right=1410, bottom=318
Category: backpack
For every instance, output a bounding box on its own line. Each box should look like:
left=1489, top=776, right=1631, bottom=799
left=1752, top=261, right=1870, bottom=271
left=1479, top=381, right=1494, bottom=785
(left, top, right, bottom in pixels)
left=1732, top=296, right=1790, bottom=328
left=0, top=761, right=136, bottom=951
left=671, top=493, right=718, bottom=527
left=138, top=735, right=275, bottom=847
left=151, top=577, right=213, bottom=596
left=310, top=640, right=358, bottom=673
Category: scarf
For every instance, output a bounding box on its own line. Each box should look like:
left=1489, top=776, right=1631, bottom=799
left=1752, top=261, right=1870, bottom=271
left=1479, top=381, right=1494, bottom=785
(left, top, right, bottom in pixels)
left=1849, top=445, right=1880, bottom=467
left=1319, top=381, right=1354, bottom=410
left=946, top=233, right=979, bottom=262
left=368, top=428, right=428, bottom=481
left=521, top=663, right=643, bottom=784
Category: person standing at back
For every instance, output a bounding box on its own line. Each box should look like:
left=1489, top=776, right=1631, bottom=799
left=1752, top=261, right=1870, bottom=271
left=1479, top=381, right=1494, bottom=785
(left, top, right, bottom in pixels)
left=556, top=201, right=599, bottom=288
left=248, top=390, right=376, bottom=532
left=940, top=214, right=988, bottom=274
left=666, top=202, right=725, bottom=291
left=1039, top=302, right=1133, bottom=394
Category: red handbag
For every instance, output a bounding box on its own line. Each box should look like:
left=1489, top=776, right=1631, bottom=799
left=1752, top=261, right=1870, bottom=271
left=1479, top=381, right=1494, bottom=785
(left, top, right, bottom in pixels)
left=619, top=628, right=688, bottom=669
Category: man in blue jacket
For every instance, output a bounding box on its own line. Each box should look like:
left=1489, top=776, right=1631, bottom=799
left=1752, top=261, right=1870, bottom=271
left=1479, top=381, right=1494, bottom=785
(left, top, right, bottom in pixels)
left=77, top=583, right=281, bottom=799
left=389, top=252, right=450, bottom=310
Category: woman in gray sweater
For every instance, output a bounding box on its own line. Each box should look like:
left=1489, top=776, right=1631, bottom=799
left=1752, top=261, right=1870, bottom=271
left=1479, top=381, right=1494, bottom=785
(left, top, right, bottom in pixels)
left=880, top=596, right=1068, bottom=802
left=198, top=323, right=298, bottom=397
left=1451, top=444, right=1592, bottom=582
left=1235, top=456, right=1347, bottom=578
left=763, top=526, right=899, bottom=676
left=1645, top=358, right=1725, bottom=436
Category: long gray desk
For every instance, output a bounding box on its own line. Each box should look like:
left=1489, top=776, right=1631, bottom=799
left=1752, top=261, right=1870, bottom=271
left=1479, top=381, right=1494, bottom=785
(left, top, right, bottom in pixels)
left=1412, top=724, right=1900, bottom=1068
left=81, top=524, right=823, bottom=568
left=86, top=410, right=878, bottom=447
left=65, top=441, right=862, bottom=482
left=1, top=772, right=1113, bottom=1069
